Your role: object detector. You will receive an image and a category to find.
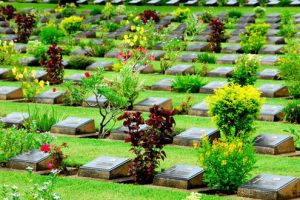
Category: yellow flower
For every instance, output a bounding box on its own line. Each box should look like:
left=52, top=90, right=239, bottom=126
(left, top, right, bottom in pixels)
left=39, top=80, right=45, bottom=88
left=17, top=74, right=24, bottom=80
left=31, top=70, right=36, bottom=78
left=34, top=79, right=39, bottom=83
left=12, top=67, right=17, bottom=75
left=221, top=160, right=227, bottom=166
left=131, top=26, right=136, bottom=31
left=23, top=68, right=28, bottom=74
left=129, top=42, right=134, bottom=47
left=46, top=81, right=50, bottom=86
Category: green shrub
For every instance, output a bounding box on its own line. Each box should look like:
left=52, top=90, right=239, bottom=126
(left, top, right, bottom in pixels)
left=199, top=136, right=256, bottom=192
left=172, top=74, right=207, bottom=93
left=60, top=16, right=83, bottom=35
left=102, top=2, right=115, bottom=19
left=284, top=128, right=300, bottom=148
left=230, top=54, right=260, bottom=86
left=91, top=7, right=102, bottom=15
left=206, top=84, right=264, bottom=139
left=279, top=0, right=291, bottom=6
left=228, top=10, right=242, bottom=19
left=254, top=6, right=266, bottom=18
left=104, top=22, right=120, bottom=32
left=172, top=7, right=191, bottom=22
left=284, top=100, right=300, bottom=124
left=63, top=81, right=87, bottom=106
left=199, top=11, right=214, bottom=23
left=40, top=25, right=63, bottom=44
left=0, top=40, right=17, bottom=66
left=27, top=40, right=48, bottom=61
left=68, top=55, right=94, bottom=69
left=280, top=11, right=296, bottom=38
left=197, top=52, right=216, bottom=64
left=61, top=6, right=76, bottom=17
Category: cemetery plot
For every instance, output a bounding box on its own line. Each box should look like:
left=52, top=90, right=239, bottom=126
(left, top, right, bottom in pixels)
left=188, top=100, right=209, bottom=116
left=238, top=174, right=300, bottom=200
left=199, top=81, right=228, bottom=94
left=173, top=127, right=220, bottom=147
left=0, top=112, right=29, bottom=127
left=86, top=61, right=114, bottom=71
left=64, top=73, right=86, bottom=82
left=258, top=69, right=280, bottom=80
left=34, top=89, right=64, bottom=104
left=177, top=53, right=198, bottom=63
left=0, top=86, right=23, bottom=100
left=133, top=97, right=173, bottom=112
left=8, top=149, right=50, bottom=171
left=78, top=156, right=131, bottom=180
left=153, top=165, right=205, bottom=189
left=216, top=55, right=240, bottom=64
left=259, top=84, right=289, bottom=98
left=50, top=117, right=96, bottom=135
left=258, top=104, right=284, bottom=122
left=151, top=78, right=174, bottom=91
left=207, top=66, right=234, bottom=78
left=109, top=124, right=147, bottom=140
left=260, top=56, right=279, bottom=66
left=165, top=64, right=194, bottom=75
left=253, top=134, right=295, bottom=155
left=133, top=64, right=154, bottom=74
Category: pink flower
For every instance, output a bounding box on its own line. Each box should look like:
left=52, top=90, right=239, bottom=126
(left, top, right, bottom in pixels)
left=84, top=72, right=91, bottom=78
left=149, top=56, right=155, bottom=61
left=117, top=51, right=123, bottom=59
left=41, top=144, right=51, bottom=153
left=127, top=51, right=132, bottom=57
left=47, top=163, right=53, bottom=169
left=52, top=88, right=57, bottom=93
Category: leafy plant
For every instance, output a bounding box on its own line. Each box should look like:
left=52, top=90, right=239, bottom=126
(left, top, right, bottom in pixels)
left=280, top=11, right=296, bottom=38
left=279, top=0, right=291, bottom=6
left=80, top=39, right=115, bottom=57
left=172, top=7, right=191, bottom=22
left=284, top=128, right=300, bottom=149
left=254, top=6, right=266, bottom=18
left=102, top=2, right=115, bottom=19
left=0, top=40, right=17, bottom=66
left=176, top=96, right=193, bottom=115
left=197, top=52, right=216, bottom=64
left=283, top=100, right=300, bottom=124
left=40, top=143, right=68, bottom=171
left=15, top=13, right=36, bottom=43
left=208, top=18, right=225, bottom=53
left=27, top=41, right=48, bottom=62
left=63, top=81, right=87, bottom=106
left=60, top=16, right=83, bottom=35
left=229, top=54, right=260, bottom=86
left=172, top=74, right=207, bottom=93
left=61, top=4, right=76, bottom=17
left=91, top=7, right=102, bottom=15
left=40, top=25, right=64, bottom=45
left=228, top=10, right=242, bottom=19
left=199, top=11, right=214, bottom=23
left=118, top=106, right=177, bottom=184
left=68, top=55, right=94, bottom=70
left=184, top=14, right=205, bottom=38
left=0, top=4, right=16, bottom=20
left=140, top=10, right=160, bottom=24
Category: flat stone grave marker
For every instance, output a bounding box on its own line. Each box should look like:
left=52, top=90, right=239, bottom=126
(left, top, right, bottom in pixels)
left=8, top=150, right=50, bottom=171
left=112, top=15, right=127, bottom=23
left=0, top=112, right=29, bottom=127
left=165, top=64, right=194, bottom=75
left=193, top=35, right=209, bottom=42
left=266, top=18, right=281, bottom=23
left=236, top=23, right=252, bottom=29
left=0, top=21, right=9, bottom=28
left=260, top=56, right=279, bottom=66
left=0, top=86, right=23, bottom=100
left=258, top=69, right=280, bottom=80
left=221, top=44, right=242, bottom=53
left=111, top=0, right=123, bottom=4
left=177, top=53, right=197, bottom=63
left=269, top=23, right=280, bottom=29
left=200, top=28, right=212, bottom=36
left=173, top=127, right=220, bottom=147
left=254, top=134, right=295, bottom=155
left=82, top=95, right=107, bottom=107
left=133, top=64, right=154, bottom=74
left=245, top=0, right=259, bottom=6
left=227, top=36, right=241, bottom=43
left=151, top=78, right=174, bottom=91
left=291, top=0, right=300, bottom=5
left=70, top=48, right=91, bottom=56
left=184, top=0, right=198, bottom=5
left=207, top=66, right=234, bottom=78
left=64, top=73, right=85, bottom=83
left=186, top=43, right=209, bottom=52
left=259, top=84, right=289, bottom=98
left=267, top=29, right=280, bottom=36
left=78, top=156, right=131, bottom=180
left=128, top=0, right=142, bottom=5
left=51, top=117, right=96, bottom=135
left=148, top=51, right=165, bottom=61
left=109, top=124, right=147, bottom=140
left=1, top=34, right=18, bottom=42
left=295, top=18, right=300, bottom=23
left=230, top=29, right=246, bottom=36
left=238, top=16, right=255, bottom=23
left=34, top=70, right=48, bottom=80
left=0, top=68, right=12, bottom=79
left=94, top=0, right=105, bottom=4
left=259, top=45, right=284, bottom=54
left=267, top=0, right=280, bottom=5
left=237, top=174, right=300, bottom=200
left=188, top=100, right=209, bottom=116
left=199, top=81, right=228, bottom=94
left=34, top=89, right=64, bottom=104
left=152, top=42, right=163, bottom=50
left=133, top=97, right=173, bottom=112
left=216, top=55, right=239, bottom=64
left=77, top=0, right=88, bottom=4
left=267, top=37, right=285, bottom=44
left=104, top=49, right=121, bottom=58
left=216, top=13, right=228, bottom=20
left=18, top=56, right=39, bottom=66
left=258, top=104, right=284, bottom=122
left=166, top=0, right=180, bottom=5
left=0, top=27, right=15, bottom=34
left=14, top=44, right=27, bottom=53
left=86, top=61, right=114, bottom=71
left=171, top=23, right=187, bottom=34
left=226, top=0, right=238, bottom=6
left=153, top=165, right=205, bottom=189
left=205, top=0, right=218, bottom=6
left=267, top=13, right=281, bottom=18
left=147, top=0, right=162, bottom=5
left=168, top=34, right=184, bottom=40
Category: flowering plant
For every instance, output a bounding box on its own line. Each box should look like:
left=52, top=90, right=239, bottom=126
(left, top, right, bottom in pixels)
left=176, top=96, right=194, bottom=115
left=284, top=100, right=300, bottom=124
left=40, top=143, right=68, bottom=171
left=0, top=40, right=17, bottom=65
left=123, top=26, right=147, bottom=48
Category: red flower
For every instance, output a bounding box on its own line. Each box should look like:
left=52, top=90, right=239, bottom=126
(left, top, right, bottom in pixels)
left=117, top=51, right=123, bottom=59
left=149, top=56, right=155, bottom=61
left=52, top=88, right=57, bottom=93
left=84, top=72, right=91, bottom=78
left=40, top=144, right=51, bottom=153
left=127, top=51, right=132, bottom=57
left=47, top=163, right=53, bottom=169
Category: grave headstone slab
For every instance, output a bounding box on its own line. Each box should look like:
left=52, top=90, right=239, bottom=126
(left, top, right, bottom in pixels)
left=18, top=57, right=39, bottom=66
left=86, top=61, right=114, bottom=71
left=134, top=64, right=154, bottom=74
left=0, top=34, right=18, bottom=42
left=128, top=0, right=142, bottom=5
left=184, top=0, right=198, bottom=5
left=205, top=0, right=218, bottom=6
left=0, top=21, right=9, bottom=28
left=258, top=69, right=280, bottom=80
left=171, top=23, right=187, bottom=34
left=51, top=117, right=96, bottom=135
left=258, top=104, right=284, bottom=122
left=78, top=156, right=131, bottom=179
left=188, top=100, right=210, bottom=116
left=148, top=51, right=165, bottom=61
left=173, top=127, right=220, bottom=147
left=0, top=68, right=12, bottom=79
left=269, top=23, right=280, bottom=29
left=186, top=43, right=209, bottom=52
left=77, top=0, right=88, bottom=4
left=112, top=15, right=127, bottom=23
left=221, top=44, right=242, bottom=53
left=152, top=42, right=163, bottom=50
left=133, top=97, right=173, bottom=112
left=267, top=13, right=281, bottom=18
left=267, top=0, right=280, bottom=6
left=0, top=27, right=15, bottom=34
left=34, top=90, right=64, bottom=104
left=261, top=56, right=279, bottom=66
left=82, top=95, right=107, bottom=107
left=227, top=36, right=241, bottom=43
left=267, top=37, right=285, bottom=44
left=165, top=64, right=194, bottom=75
left=267, top=29, right=280, bottom=36
left=14, top=44, right=27, bottom=53
left=259, top=84, right=289, bottom=98
left=34, top=70, right=48, bottom=81
left=245, top=0, right=259, bottom=6
left=291, top=0, right=300, bottom=5
left=238, top=16, right=255, bottom=23
left=153, top=165, right=205, bottom=189
left=200, top=28, right=212, bottom=36
left=226, top=0, right=238, bottom=6
left=109, top=124, right=147, bottom=140
left=230, top=29, right=246, bottom=36
left=70, top=48, right=91, bottom=56
left=94, top=0, right=105, bottom=4
left=151, top=78, right=174, bottom=91
left=236, top=23, right=252, bottom=29
left=259, top=45, right=284, bottom=54
left=199, top=81, right=228, bottom=94
left=166, top=0, right=181, bottom=5
left=207, top=67, right=234, bottom=78
left=237, top=174, right=300, bottom=200
left=64, top=74, right=85, bottom=83
left=216, top=55, right=239, bottom=64
left=104, top=50, right=121, bottom=58
left=147, top=0, right=162, bottom=5
left=168, top=34, right=184, bottom=40
left=266, top=18, right=281, bottom=23
left=0, top=86, right=23, bottom=100
left=177, top=53, right=197, bottom=63
left=111, top=0, right=123, bottom=4
left=254, top=134, right=295, bottom=155
left=193, top=35, right=209, bottom=42
left=0, top=112, right=29, bottom=127
left=8, top=150, right=50, bottom=171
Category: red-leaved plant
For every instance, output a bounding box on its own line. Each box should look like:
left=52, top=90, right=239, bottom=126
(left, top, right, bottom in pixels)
left=208, top=18, right=225, bottom=53
left=140, top=10, right=160, bottom=24
left=0, top=5, right=16, bottom=20
left=118, top=106, right=177, bottom=184
left=40, top=44, right=64, bottom=85
left=15, top=13, right=35, bottom=43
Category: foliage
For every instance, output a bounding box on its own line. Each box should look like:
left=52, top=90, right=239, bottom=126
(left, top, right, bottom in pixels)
left=184, top=14, right=205, bottom=38
left=140, top=10, right=159, bottom=24
left=172, top=7, right=191, bottom=22
left=124, top=26, right=147, bottom=48
left=228, top=10, right=242, bottom=19
left=63, top=81, right=87, bottom=106
left=199, top=11, right=214, bottom=23
left=41, top=143, right=68, bottom=171
left=197, top=52, right=216, bottom=64
left=206, top=84, right=264, bottom=139
left=80, top=38, right=115, bottom=57
left=278, top=40, right=300, bottom=98
left=102, top=21, right=120, bottom=32
left=0, top=4, right=16, bottom=20
left=176, top=96, right=193, bottom=115
left=279, top=0, right=291, bottom=6
left=253, top=6, right=266, bottom=18
left=91, top=7, right=102, bottom=15
left=40, top=44, right=64, bottom=85
left=0, top=124, right=54, bottom=162
left=172, top=74, right=207, bottom=93
left=208, top=18, right=225, bottom=53
left=284, top=100, right=300, bottom=124
left=0, top=40, right=17, bottom=66
left=258, top=0, right=267, bottom=6
left=27, top=40, right=48, bottom=62
left=68, top=55, right=94, bottom=70
left=12, top=67, right=49, bottom=101
left=61, top=4, right=76, bottom=17
left=199, top=136, right=256, bottom=192
left=60, top=16, right=83, bottom=35
left=229, top=54, right=260, bottom=86
left=284, top=128, right=300, bottom=149
left=102, top=2, right=115, bottom=19
left=162, top=38, right=186, bottom=52
left=40, top=25, right=64, bottom=45
left=217, top=0, right=227, bottom=6
left=15, top=13, right=36, bottom=43
left=240, top=23, right=269, bottom=53
left=118, top=106, right=177, bottom=184
left=115, top=5, right=126, bottom=15
left=280, top=11, right=296, bottom=38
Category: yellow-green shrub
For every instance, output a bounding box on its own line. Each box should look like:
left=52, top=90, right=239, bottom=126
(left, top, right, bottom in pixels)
left=172, top=7, right=190, bottom=22
left=206, top=84, right=264, bottom=139
left=60, top=16, right=83, bottom=35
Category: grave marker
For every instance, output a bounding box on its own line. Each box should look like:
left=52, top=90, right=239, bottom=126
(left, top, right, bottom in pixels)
left=0, top=86, right=23, bottom=100
left=258, top=69, right=280, bottom=80
left=51, top=117, right=96, bottom=135
left=34, top=90, right=64, bottom=104
left=151, top=78, right=174, bottom=91
left=199, top=81, right=228, bottom=94
left=207, top=67, right=234, bottom=78
left=133, top=97, right=172, bottom=112
left=259, top=84, right=289, bottom=98
left=165, top=64, right=194, bottom=75
left=188, top=100, right=210, bottom=116
left=0, top=112, right=29, bottom=127
left=258, top=104, right=284, bottom=122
